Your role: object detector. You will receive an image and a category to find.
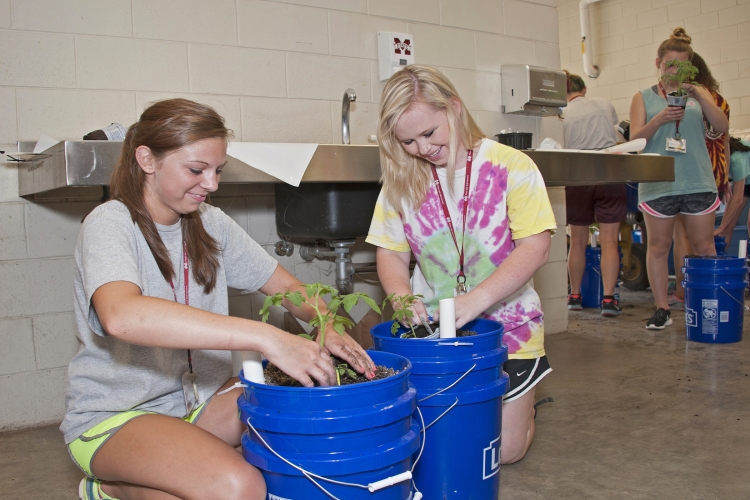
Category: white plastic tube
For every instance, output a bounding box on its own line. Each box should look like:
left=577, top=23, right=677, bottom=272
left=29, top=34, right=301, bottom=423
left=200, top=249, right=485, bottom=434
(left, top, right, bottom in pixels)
left=739, top=240, right=748, bottom=259
left=241, top=351, right=265, bottom=384
left=439, top=298, right=457, bottom=338
left=580, top=0, right=602, bottom=78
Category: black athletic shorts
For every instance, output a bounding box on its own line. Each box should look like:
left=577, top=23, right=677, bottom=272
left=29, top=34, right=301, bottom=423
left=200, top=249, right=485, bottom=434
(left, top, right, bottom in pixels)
left=744, top=184, right=750, bottom=199
left=503, top=355, right=552, bottom=402
left=566, top=184, right=628, bottom=225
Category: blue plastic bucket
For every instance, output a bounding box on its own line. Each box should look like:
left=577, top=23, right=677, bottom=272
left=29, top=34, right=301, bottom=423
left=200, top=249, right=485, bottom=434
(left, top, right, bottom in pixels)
left=682, top=256, right=749, bottom=344
left=715, top=235, right=727, bottom=256
left=581, top=246, right=604, bottom=308
left=238, top=350, right=419, bottom=499
left=370, top=318, right=508, bottom=499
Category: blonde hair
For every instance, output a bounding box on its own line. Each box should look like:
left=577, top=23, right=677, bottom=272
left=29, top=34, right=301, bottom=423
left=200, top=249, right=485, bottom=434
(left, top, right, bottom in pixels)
left=657, top=27, right=693, bottom=62
left=377, top=65, right=485, bottom=211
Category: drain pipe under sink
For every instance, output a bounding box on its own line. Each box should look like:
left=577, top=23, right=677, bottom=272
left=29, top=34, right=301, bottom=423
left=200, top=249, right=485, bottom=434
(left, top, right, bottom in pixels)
left=580, top=0, right=602, bottom=79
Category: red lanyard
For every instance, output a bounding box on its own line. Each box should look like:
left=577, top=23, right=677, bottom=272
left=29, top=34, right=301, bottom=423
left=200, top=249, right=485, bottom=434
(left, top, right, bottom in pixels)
left=658, top=81, right=681, bottom=137
left=168, top=241, right=194, bottom=374
left=430, top=149, right=473, bottom=289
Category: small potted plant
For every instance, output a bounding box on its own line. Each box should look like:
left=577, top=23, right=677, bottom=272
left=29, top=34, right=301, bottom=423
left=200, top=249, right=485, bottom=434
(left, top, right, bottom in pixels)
left=239, top=283, right=420, bottom=499
left=383, top=292, right=435, bottom=338
left=259, top=283, right=384, bottom=385
left=660, top=59, right=699, bottom=108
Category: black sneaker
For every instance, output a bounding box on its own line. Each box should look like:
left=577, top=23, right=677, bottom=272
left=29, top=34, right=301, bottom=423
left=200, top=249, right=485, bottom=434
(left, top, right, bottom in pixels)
left=645, top=308, right=672, bottom=330
left=601, top=298, right=622, bottom=317
left=568, top=294, right=582, bottom=310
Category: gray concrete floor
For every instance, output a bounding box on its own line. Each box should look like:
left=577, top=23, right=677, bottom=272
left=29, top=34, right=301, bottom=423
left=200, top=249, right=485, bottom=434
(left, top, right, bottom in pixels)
left=2, top=287, right=749, bottom=499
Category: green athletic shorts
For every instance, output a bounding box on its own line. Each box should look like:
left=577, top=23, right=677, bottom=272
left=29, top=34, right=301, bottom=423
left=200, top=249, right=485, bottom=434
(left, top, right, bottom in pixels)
left=67, top=403, right=206, bottom=479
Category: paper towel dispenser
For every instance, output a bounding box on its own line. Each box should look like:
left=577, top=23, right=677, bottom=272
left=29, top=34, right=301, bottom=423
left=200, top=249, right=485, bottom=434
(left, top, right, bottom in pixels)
left=501, top=65, right=567, bottom=116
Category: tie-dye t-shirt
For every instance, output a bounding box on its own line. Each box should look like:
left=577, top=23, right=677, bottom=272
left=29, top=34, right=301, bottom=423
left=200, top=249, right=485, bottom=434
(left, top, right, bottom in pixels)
left=367, top=138, right=557, bottom=359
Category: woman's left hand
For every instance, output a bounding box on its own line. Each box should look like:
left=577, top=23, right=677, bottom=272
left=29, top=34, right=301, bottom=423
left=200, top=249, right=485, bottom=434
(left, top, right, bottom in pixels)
left=321, top=328, right=377, bottom=379
left=452, top=291, right=491, bottom=329
left=682, top=83, right=710, bottom=102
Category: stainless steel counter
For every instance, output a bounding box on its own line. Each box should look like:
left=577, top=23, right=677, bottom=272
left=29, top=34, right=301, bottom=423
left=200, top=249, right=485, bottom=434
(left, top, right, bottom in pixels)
left=15, top=141, right=674, bottom=200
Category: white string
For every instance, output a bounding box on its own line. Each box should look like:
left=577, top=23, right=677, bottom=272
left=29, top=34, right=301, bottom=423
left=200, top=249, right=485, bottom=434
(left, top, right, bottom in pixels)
left=216, top=382, right=247, bottom=396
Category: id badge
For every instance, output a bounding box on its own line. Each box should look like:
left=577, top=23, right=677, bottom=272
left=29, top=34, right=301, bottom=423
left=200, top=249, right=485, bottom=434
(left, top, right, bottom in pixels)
left=181, top=371, right=200, bottom=414
left=666, top=137, right=687, bottom=153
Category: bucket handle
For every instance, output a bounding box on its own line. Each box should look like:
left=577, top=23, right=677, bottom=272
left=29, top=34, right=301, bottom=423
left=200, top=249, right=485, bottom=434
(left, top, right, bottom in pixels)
left=719, top=286, right=750, bottom=311
left=437, top=341, right=474, bottom=346
left=417, top=363, right=477, bottom=403
left=245, top=416, right=414, bottom=500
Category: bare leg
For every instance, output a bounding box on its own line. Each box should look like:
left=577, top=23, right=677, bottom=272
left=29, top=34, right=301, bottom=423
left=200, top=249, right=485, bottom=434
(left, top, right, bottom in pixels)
left=598, top=222, right=621, bottom=296
left=673, top=215, right=692, bottom=301
left=501, top=388, right=536, bottom=465
left=93, top=379, right=265, bottom=500
left=683, top=211, right=718, bottom=256
left=567, top=225, right=589, bottom=295
left=643, top=213, right=677, bottom=310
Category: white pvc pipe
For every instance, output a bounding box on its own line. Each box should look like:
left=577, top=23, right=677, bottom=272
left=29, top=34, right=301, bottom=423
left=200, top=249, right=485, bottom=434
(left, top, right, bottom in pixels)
left=438, top=298, right=457, bottom=338
left=739, top=240, right=747, bottom=259
left=241, top=351, right=265, bottom=384
left=579, top=0, right=602, bottom=78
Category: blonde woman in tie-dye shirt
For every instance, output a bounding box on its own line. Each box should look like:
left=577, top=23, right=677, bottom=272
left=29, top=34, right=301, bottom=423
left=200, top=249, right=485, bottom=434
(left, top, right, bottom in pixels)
left=367, top=65, right=556, bottom=465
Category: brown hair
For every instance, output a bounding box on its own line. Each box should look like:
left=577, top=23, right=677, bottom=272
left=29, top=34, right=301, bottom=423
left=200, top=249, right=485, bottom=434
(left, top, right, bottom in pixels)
left=730, top=137, right=750, bottom=155
left=690, top=52, right=720, bottom=94
left=378, top=65, right=485, bottom=210
left=657, top=27, right=693, bottom=61
left=564, top=70, right=586, bottom=94
left=110, top=98, right=232, bottom=294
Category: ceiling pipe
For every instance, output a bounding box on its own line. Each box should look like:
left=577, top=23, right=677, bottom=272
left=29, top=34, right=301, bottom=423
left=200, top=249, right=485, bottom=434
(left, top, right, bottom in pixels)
left=579, top=0, right=602, bottom=78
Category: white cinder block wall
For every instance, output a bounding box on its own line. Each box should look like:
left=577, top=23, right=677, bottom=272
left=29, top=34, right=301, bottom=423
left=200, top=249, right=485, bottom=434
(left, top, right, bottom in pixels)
left=0, top=0, right=566, bottom=431
left=557, top=0, right=750, bottom=129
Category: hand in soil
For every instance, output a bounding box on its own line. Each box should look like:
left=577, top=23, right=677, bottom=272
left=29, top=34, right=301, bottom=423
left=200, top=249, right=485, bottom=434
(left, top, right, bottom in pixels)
left=262, top=329, right=336, bottom=387
left=265, top=356, right=397, bottom=387
left=321, top=328, right=377, bottom=379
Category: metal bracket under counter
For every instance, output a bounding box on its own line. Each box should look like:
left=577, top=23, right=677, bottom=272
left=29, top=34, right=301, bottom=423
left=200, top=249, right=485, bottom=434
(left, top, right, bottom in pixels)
left=15, top=141, right=674, bottom=200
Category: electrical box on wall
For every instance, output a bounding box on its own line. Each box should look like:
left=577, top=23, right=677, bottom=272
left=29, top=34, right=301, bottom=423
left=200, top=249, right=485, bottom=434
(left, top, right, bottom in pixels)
left=501, top=65, right=567, bottom=116
left=378, top=32, right=414, bottom=81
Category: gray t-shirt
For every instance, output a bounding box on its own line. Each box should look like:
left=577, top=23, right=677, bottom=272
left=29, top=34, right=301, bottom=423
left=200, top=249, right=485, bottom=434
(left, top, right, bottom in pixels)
left=60, top=201, right=277, bottom=443
left=562, top=96, right=619, bottom=150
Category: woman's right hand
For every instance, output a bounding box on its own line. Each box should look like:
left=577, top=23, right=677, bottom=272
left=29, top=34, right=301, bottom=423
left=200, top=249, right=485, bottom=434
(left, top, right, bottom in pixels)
left=404, top=299, right=437, bottom=326
left=262, top=328, right=336, bottom=387
left=656, top=105, right=685, bottom=125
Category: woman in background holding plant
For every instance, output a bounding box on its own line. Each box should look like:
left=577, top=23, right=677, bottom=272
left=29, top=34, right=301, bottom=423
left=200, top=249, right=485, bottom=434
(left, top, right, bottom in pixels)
left=629, top=28, right=728, bottom=330
left=671, top=52, right=732, bottom=309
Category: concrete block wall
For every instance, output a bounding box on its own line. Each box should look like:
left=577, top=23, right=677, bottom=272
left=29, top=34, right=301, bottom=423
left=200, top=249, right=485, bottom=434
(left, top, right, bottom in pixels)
left=557, top=0, right=750, bottom=129
left=0, top=0, right=564, bottom=430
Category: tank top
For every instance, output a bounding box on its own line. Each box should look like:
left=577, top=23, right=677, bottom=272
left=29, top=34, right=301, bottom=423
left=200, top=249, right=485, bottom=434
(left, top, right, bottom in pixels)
left=638, top=86, right=717, bottom=204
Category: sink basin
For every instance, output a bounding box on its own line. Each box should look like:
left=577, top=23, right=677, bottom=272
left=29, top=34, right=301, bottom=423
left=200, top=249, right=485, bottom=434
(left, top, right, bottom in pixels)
left=275, top=182, right=381, bottom=241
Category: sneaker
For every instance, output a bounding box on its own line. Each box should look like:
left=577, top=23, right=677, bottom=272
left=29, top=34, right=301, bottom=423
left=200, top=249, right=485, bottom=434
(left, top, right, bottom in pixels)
left=601, top=298, right=622, bottom=317
left=79, top=477, right=117, bottom=500
left=645, top=308, right=672, bottom=330
left=668, top=293, right=685, bottom=310
left=568, top=294, right=582, bottom=311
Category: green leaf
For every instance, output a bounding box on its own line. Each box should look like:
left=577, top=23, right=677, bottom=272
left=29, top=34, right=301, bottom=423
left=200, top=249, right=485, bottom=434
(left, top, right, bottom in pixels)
left=297, top=333, right=314, bottom=341
left=346, top=368, right=357, bottom=379
left=361, top=295, right=381, bottom=314
left=342, top=294, right=359, bottom=311
left=332, top=322, right=346, bottom=336
left=286, top=291, right=303, bottom=308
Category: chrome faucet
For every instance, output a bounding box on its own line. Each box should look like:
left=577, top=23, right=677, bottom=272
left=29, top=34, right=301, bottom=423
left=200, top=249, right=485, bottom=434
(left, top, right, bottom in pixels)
left=342, top=88, right=356, bottom=145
